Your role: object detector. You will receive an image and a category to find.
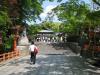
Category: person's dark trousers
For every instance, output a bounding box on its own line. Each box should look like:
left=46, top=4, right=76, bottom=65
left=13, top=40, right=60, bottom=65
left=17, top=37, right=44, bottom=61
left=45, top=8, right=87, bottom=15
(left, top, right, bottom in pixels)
left=30, top=52, right=36, bottom=64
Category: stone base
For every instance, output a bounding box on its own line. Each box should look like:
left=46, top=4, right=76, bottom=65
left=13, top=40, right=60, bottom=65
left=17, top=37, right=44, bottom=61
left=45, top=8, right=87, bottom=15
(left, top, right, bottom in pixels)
left=17, top=46, right=29, bottom=56
left=18, top=36, right=30, bottom=46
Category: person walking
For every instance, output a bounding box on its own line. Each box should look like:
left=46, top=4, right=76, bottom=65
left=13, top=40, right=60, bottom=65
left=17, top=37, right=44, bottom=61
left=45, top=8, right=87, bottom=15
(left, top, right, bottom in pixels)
left=29, top=41, right=38, bottom=64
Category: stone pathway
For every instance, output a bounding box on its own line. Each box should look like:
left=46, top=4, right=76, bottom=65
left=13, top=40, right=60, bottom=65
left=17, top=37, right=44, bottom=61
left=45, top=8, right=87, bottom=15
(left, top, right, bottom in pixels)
left=0, top=42, right=100, bottom=75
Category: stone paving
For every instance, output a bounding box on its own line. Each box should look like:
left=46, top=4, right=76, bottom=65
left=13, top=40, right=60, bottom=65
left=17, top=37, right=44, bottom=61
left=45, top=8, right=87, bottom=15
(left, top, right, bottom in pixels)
left=0, top=42, right=100, bottom=75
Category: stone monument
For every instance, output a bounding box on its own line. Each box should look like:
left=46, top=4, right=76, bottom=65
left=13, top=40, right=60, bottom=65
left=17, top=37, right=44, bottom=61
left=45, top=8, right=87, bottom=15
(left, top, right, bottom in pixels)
left=18, top=28, right=29, bottom=46
left=17, top=28, right=30, bottom=56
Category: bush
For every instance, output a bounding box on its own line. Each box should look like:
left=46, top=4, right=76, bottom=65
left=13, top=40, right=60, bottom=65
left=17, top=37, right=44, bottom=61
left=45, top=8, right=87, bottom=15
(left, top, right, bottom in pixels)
left=2, top=32, right=14, bottom=53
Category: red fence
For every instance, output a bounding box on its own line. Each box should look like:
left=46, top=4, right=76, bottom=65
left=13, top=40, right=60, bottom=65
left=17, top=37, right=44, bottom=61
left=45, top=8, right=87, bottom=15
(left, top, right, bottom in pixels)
left=0, top=50, right=20, bottom=62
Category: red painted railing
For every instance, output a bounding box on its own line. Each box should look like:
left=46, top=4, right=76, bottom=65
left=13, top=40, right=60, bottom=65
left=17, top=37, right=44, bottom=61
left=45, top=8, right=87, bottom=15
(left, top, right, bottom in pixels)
left=0, top=50, right=20, bottom=62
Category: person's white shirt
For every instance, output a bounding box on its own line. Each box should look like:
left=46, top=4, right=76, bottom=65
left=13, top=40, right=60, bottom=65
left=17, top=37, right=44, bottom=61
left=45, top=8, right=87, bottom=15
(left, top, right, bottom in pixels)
left=29, top=45, right=37, bottom=52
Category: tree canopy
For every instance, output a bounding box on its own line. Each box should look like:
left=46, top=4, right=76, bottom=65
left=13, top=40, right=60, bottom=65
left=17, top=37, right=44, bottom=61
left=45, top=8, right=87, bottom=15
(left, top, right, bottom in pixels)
left=52, top=0, right=90, bottom=34
left=0, top=0, right=12, bottom=31
left=92, top=0, right=100, bottom=6
left=18, top=0, right=62, bottom=23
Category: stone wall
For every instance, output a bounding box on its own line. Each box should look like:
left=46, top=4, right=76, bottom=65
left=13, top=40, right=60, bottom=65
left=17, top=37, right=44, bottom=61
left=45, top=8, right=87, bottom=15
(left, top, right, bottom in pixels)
left=67, top=42, right=81, bottom=54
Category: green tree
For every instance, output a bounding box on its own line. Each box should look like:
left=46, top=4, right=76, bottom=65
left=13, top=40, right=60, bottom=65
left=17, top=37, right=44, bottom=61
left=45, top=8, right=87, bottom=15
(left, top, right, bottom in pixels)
left=0, top=0, right=11, bottom=31
left=40, top=21, right=61, bottom=32
left=92, top=0, right=100, bottom=6
left=17, top=0, right=62, bottom=24
left=19, top=0, right=43, bottom=23
left=27, top=24, right=41, bottom=39
left=52, top=0, right=90, bottom=35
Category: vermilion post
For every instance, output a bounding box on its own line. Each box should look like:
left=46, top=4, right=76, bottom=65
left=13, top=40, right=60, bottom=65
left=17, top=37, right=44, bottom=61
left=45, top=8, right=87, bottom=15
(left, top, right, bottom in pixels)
left=13, top=36, right=17, bottom=51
